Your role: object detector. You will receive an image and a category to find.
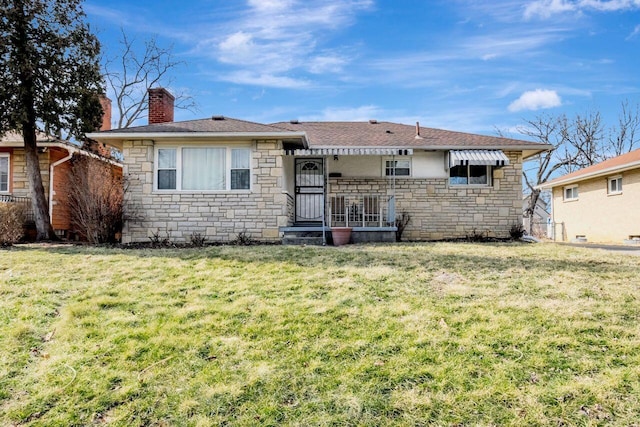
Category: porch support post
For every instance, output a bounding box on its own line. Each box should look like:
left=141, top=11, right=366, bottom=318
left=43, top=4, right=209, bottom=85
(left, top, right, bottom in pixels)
left=322, top=156, right=327, bottom=246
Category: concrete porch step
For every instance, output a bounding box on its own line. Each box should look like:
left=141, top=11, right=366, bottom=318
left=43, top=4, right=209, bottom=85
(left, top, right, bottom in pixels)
left=282, top=235, right=325, bottom=246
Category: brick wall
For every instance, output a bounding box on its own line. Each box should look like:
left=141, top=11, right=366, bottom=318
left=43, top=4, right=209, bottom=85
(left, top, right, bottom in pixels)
left=121, top=139, right=289, bottom=243
left=148, top=88, right=174, bottom=124
left=329, top=151, right=522, bottom=240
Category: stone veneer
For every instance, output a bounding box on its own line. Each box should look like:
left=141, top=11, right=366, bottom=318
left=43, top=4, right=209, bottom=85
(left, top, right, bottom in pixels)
left=122, top=139, right=289, bottom=243
left=328, top=151, right=523, bottom=240
left=5, top=148, right=52, bottom=199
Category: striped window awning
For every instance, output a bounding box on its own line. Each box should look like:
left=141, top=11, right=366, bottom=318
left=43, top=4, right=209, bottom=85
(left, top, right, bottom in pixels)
left=449, top=150, right=510, bottom=167
left=285, top=148, right=413, bottom=156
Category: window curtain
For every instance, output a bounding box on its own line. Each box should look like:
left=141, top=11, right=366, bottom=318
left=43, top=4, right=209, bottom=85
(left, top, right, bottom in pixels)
left=182, top=148, right=225, bottom=190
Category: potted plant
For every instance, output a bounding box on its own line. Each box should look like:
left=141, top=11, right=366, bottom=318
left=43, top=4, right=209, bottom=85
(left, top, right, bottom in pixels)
left=331, top=227, right=352, bottom=246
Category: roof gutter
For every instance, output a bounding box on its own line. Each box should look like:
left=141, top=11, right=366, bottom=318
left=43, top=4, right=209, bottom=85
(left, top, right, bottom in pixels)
left=537, top=160, right=640, bottom=189
left=85, top=131, right=310, bottom=149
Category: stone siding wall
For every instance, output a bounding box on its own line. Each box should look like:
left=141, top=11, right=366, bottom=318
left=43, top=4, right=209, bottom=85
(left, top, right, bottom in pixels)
left=122, top=139, right=289, bottom=243
left=328, top=151, right=522, bottom=240
left=4, top=148, right=52, bottom=199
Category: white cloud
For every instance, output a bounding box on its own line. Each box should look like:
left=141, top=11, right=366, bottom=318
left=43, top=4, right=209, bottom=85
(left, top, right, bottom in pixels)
left=307, top=55, right=348, bottom=74
left=524, top=0, right=576, bottom=19
left=524, top=0, right=640, bottom=19
left=301, top=105, right=384, bottom=121
left=195, top=0, right=372, bottom=87
left=218, top=71, right=310, bottom=89
left=627, top=24, right=640, bottom=39
left=508, top=89, right=562, bottom=111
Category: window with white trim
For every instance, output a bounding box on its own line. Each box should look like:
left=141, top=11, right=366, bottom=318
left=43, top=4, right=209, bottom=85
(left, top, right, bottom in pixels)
left=563, top=185, right=578, bottom=201
left=384, top=158, right=411, bottom=176
left=231, top=149, right=251, bottom=190
left=608, top=176, right=622, bottom=195
left=155, top=146, right=251, bottom=191
left=0, top=154, right=9, bottom=193
left=449, top=165, right=491, bottom=186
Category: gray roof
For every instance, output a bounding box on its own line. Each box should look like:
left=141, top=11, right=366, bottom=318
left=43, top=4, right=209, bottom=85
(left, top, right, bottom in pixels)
left=271, top=121, right=542, bottom=149
left=101, top=117, right=291, bottom=134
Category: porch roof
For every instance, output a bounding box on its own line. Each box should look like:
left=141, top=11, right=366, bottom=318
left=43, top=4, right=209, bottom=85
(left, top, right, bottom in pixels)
left=449, top=150, right=510, bottom=167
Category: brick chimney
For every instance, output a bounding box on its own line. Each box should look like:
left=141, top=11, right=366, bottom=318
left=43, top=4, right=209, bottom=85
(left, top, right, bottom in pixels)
left=148, top=88, right=175, bottom=124
left=99, top=95, right=112, bottom=131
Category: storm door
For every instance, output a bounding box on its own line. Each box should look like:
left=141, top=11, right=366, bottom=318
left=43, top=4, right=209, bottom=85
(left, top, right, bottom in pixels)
left=295, top=158, right=324, bottom=224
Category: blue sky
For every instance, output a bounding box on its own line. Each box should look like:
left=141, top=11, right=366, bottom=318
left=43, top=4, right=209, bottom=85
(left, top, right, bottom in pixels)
left=85, top=0, right=640, bottom=136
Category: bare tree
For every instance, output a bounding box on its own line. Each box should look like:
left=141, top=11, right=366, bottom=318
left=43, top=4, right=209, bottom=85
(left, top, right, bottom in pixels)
left=609, top=100, right=640, bottom=156
left=519, top=114, right=574, bottom=235
left=103, top=29, right=195, bottom=129
left=520, top=104, right=640, bottom=235
left=563, top=110, right=605, bottom=172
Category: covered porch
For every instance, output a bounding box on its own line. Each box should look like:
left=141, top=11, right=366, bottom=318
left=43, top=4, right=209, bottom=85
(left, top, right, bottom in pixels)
left=281, top=147, right=409, bottom=245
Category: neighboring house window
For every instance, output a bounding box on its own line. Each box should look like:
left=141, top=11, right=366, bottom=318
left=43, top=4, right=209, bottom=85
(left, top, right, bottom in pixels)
left=155, top=146, right=251, bottom=191
left=0, top=154, right=9, bottom=193
left=608, top=176, right=622, bottom=195
left=449, top=165, right=490, bottom=186
left=384, top=159, right=411, bottom=176
left=564, top=185, right=578, bottom=201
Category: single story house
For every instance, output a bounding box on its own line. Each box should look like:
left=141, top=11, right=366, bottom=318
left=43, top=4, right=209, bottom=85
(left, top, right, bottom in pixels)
left=87, top=88, right=551, bottom=244
left=1, top=97, right=122, bottom=238
left=538, top=148, right=640, bottom=243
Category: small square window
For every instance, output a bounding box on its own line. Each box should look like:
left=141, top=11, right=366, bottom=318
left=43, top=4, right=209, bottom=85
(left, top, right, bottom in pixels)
left=608, top=176, right=622, bottom=194
left=564, top=185, right=578, bottom=201
left=385, top=159, right=411, bottom=176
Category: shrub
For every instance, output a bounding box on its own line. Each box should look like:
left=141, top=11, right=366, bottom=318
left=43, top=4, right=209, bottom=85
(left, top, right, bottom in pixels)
left=0, top=203, right=26, bottom=245
left=510, top=223, right=526, bottom=240
left=67, top=155, right=124, bottom=244
left=395, top=212, right=410, bottom=242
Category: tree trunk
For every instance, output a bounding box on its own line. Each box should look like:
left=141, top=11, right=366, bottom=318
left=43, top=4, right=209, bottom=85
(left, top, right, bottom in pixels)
left=526, top=189, right=541, bottom=236
left=23, top=127, right=56, bottom=240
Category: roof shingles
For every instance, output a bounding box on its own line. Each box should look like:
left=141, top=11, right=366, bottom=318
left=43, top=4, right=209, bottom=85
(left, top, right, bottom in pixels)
left=270, top=121, right=541, bottom=149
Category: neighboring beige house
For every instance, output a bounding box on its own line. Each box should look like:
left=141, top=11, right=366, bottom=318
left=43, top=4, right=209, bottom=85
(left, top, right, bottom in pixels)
left=538, top=148, right=640, bottom=243
left=87, top=88, right=550, bottom=244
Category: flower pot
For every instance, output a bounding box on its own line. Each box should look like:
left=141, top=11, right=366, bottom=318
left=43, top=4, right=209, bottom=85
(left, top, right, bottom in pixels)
left=331, top=227, right=352, bottom=246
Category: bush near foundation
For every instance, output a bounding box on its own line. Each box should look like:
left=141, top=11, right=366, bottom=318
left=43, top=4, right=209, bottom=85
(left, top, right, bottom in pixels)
left=67, top=155, right=124, bottom=244
left=0, top=203, right=25, bottom=245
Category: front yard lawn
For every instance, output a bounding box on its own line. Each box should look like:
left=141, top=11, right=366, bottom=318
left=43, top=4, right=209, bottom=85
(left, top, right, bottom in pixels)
left=1, top=243, right=639, bottom=426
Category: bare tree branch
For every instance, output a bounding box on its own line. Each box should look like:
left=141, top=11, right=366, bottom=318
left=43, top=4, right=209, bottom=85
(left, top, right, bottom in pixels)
left=103, top=28, right=197, bottom=129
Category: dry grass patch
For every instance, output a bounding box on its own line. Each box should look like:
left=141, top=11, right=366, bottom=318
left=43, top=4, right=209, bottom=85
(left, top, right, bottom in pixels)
left=1, top=242, right=640, bottom=425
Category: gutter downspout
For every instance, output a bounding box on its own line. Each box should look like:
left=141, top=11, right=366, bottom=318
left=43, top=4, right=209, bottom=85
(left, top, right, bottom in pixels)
left=49, top=149, right=74, bottom=227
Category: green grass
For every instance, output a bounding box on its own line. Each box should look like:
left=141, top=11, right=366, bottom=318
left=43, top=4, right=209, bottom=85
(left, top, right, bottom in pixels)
left=1, top=242, right=639, bottom=426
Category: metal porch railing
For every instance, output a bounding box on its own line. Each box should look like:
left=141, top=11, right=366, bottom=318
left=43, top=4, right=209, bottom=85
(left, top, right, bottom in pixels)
left=0, top=195, right=34, bottom=222
left=329, top=194, right=395, bottom=228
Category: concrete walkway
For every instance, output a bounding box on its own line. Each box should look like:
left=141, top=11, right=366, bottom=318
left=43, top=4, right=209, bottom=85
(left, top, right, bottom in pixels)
left=558, top=242, right=640, bottom=255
